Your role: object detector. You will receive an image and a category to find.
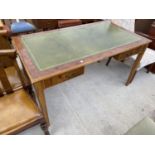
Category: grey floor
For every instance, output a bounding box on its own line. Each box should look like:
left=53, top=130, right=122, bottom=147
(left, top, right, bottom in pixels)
left=20, top=59, right=155, bottom=135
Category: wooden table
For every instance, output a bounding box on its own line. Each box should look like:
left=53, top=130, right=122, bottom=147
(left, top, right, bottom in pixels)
left=12, top=21, right=151, bottom=127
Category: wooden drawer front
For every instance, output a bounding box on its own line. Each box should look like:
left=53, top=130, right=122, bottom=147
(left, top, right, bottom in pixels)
left=44, top=67, right=84, bottom=88
left=114, top=46, right=146, bottom=61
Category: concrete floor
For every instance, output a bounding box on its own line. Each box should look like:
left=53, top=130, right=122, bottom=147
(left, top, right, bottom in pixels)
left=20, top=59, right=155, bottom=135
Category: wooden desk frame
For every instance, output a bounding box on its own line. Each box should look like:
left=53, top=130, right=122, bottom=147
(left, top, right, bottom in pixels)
left=12, top=21, right=151, bottom=127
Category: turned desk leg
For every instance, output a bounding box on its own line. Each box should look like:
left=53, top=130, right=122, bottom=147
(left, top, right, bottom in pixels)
left=126, top=50, right=145, bottom=86
left=34, top=81, right=50, bottom=127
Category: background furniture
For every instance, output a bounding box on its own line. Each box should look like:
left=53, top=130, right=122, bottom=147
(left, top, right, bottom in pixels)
left=135, top=19, right=155, bottom=34
left=0, top=49, right=23, bottom=91
left=0, top=49, right=49, bottom=134
left=0, top=34, right=11, bottom=49
left=2, top=19, right=36, bottom=35
left=58, top=19, right=82, bottom=28
left=2, top=19, right=102, bottom=32
left=0, top=47, right=30, bottom=92
left=31, top=19, right=102, bottom=30
left=0, top=20, right=30, bottom=91
left=11, top=20, right=36, bottom=34
left=148, top=21, right=155, bottom=49
left=136, top=21, right=155, bottom=73
left=136, top=20, right=155, bottom=52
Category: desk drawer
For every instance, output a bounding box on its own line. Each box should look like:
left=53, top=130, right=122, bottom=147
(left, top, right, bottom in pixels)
left=44, top=67, right=84, bottom=88
left=114, top=46, right=146, bottom=61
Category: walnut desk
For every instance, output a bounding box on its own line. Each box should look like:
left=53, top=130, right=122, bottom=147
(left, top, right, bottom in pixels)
left=12, top=21, right=151, bottom=127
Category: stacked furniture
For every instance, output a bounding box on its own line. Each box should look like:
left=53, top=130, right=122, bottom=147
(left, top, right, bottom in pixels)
left=31, top=19, right=102, bottom=31
left=0, top=20, right=29, bottom=92
left=58, top=19, right=82, bottom=28
left=137, top=21, right=155, bottom=73
left=0, top=20, right=12, bottom=49
left=31, top=19, right=58, bottom=31
left=2, top=19, right=36, bottom=35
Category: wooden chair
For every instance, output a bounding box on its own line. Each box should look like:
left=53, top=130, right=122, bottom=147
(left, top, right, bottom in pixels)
left=137, top=21, right=155, bottom=73
left=0, top=20, right=12, bottom=49
left=2, top=19, right=36, bottom=36
left=0, top=19, right=4, bottom=29
left=0, top=49, right=49, bottom=135
left=0, top=21, right=32, bottom=92
left=0, top=47, right=30, bottom=92
left=106, top=19, right=155, bottom=84
left=58, top=19, right=82, bottom=28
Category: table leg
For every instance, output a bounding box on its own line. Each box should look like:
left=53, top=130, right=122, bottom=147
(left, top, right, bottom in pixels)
left=125, top=50, right=145, bottom=86
left=34, top=81, right=50, bottom=127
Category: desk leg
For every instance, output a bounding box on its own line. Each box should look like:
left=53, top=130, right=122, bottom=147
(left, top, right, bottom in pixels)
left=34, top=81, right=50, bottom=128
left=126, top=50, right=145, bottom=86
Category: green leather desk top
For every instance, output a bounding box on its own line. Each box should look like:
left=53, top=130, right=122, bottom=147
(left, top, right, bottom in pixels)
left=21, top=21, right=141, bottom=71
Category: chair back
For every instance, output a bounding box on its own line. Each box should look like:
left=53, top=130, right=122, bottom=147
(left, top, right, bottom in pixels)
left=2, top=19, right=16, bottom=28
left=2, top=19, right=28, bottom=28
left=0, top=49, right=25, bottom=96
left=58, top=19, right=82, bottom=28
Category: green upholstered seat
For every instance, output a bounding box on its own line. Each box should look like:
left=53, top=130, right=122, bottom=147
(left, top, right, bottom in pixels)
left=126, top=117, right=155, bottom=135
left=21, top=21, right=141, bottom=71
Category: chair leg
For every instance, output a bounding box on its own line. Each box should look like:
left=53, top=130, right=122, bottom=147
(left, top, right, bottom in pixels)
left=40, top=122, right=50, bottom=135
left=106, top=57, right=112, bottom=66
left=26, top=85, right=36, bottom=102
